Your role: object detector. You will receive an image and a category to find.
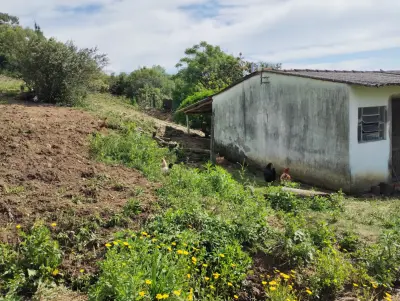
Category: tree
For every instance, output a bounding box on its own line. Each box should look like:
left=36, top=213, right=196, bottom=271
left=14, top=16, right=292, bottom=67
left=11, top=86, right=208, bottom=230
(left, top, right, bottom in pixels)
left=17, top=36, right=108, bottom=105
left=173, top=41, right=281, bottom=106
left=0, top=12, right=19, bottom=26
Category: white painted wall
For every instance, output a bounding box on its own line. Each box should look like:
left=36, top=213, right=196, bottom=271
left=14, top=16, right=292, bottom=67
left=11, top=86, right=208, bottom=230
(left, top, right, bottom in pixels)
left=349, top=86, right=400, bottom=191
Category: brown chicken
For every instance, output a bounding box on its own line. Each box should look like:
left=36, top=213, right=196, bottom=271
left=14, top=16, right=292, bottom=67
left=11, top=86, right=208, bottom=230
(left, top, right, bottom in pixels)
left=280, top=168, right=291, bottom=182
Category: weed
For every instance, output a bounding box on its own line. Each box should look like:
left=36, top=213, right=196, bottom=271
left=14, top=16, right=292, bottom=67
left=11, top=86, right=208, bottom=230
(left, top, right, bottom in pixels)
left=122, top=199, right=142, bottom=218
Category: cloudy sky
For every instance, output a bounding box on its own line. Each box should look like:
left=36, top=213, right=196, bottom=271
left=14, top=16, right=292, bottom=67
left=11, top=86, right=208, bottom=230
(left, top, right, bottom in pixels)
left=3, top=0, right=400, bottom=73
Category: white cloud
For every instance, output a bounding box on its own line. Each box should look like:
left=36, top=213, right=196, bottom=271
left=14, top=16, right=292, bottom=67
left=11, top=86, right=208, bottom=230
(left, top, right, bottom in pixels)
left=3, top=0, right=400, bottom=72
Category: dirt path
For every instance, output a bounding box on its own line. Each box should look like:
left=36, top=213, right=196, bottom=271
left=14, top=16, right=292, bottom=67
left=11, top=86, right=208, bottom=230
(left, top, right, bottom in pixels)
left=0, top=103, right=157, bottom=235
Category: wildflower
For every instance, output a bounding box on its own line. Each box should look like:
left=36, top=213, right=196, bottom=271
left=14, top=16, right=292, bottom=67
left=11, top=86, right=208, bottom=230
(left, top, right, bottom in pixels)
left=177, top=250, right=184, bottom=255
left=234, top=295, right=239, bottom=299
left=262, top=281, right=267, bottom=285
left=145, top=279, right=152, bottom=285
left=16, top=224, right=21, bottom=229
left=80, top=269, right=85, bottom=273
left=205, top=277, right=210, bottom=281
left=306, top=289, right=312, bottom=295
left=385, top=293, right=392, bottom=298
left=209, top=285, right=215, bottom=290
left=152, top=238, right=157, bottom=242
left=228, top=282, right=233, bottom=287
left=123, top=242, right=129, bottom=246
left=173, top=290, right=181, bottom=296
left=269, top=280, right=277, bottom=286
left=141, top=231, right=148, bottom=236
left=270, top=287, right=277, bottom=291
left=156, top=294, right=163, bottom=300
left=183, top=251, right=189, bottom=255
left=51, top=222, right=57, bottom=228
left=167, top=247, right=172, bottom=252
left=52, top=269, right=59, bottom=276
left=213, top=272, right=220, bottom=279
left=191, top=257, right=197, bottom=264
left=105, top=243, right=111, bottom=248
left=231, top=264, right=236, bottom=268
left=280, top=273, right=290, bottom=280
left=187, top=274, right=191, bottom=279
left=171, top=242, right=177, bottom=246
left=113, top=241, right=119, bottom=246
left=139, top=291, right=145, bottom=297
left=219, top=253, right=225, bottom=258
left=202, top=264, right=208, bottom=267
left=353, top=283, right=359, bottom=287
left=162, top=294, right=169, bottom=299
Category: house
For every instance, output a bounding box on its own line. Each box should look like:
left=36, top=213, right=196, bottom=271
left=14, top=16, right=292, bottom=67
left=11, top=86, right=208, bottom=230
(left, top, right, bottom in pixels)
left=180, top=69, right=400, bottom=194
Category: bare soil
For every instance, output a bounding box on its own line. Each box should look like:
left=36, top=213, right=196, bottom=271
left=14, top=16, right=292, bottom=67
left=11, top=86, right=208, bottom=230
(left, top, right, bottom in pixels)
left=0, top=103, right=157, bottom=237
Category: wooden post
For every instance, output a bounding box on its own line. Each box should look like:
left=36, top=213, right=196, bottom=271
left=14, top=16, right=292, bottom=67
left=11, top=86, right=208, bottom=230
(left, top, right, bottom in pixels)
left=210, top=111, right=216, bottom=164
left=186, top=114, right=190, bottom=134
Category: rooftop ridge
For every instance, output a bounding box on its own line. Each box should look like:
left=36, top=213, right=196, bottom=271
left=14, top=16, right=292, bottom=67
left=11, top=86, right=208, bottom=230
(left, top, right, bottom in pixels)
left=261, top=68, right=400, bottom=75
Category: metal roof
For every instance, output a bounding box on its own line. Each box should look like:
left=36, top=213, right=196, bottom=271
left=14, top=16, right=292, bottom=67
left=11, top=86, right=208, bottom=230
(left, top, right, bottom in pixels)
left=264, top=69, right=400, bottom=87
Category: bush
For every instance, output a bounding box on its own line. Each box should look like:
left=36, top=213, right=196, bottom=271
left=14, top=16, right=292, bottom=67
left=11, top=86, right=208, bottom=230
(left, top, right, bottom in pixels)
left=18, top=37, right=107, bottom=105
left=174, top=89, right=215, bottom=129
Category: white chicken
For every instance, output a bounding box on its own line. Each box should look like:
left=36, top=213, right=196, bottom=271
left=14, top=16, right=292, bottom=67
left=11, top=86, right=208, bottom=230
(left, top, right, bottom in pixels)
left=161, top=158, right=171, bottom=174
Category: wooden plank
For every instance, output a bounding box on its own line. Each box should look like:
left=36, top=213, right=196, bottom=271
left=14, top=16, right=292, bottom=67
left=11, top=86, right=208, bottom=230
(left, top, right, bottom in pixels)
left=281, top=187, right=329, bottom=197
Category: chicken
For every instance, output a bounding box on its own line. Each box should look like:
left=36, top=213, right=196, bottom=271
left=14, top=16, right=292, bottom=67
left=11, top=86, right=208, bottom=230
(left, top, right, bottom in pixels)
left=161, top=158, right=173, bottom=174
left=280, top=168, right=291, bottom=182
left=263, top=163, right=276, bottom=183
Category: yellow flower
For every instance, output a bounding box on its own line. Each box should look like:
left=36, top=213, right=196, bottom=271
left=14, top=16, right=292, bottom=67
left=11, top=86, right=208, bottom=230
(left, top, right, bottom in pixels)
left=141, top=231, right=148, bottom=236
left=16, top=224, right=21, bottom=229
left=105, top=243, right=111, bottom=247
left=51, top=222, right=57, bottom=228
left=234, top=295, right=239, bottom=299
left=191, top=257, right=197, bottom=264
left=203, top=264, right=208, bottom=267
left=213, top=272, right=220, bottom=279
left=270, top=287, right=277, bottom=291
left=145, top=279, right=152, bottom=285
left=171, top=242, right=177, bottom=246
left=209, top=285, right=215, bottom=290
left=152, top=238, right=157, bottom=242
left=80, top=269, right=85, bottom=273
left=231, top=264, right=236, bottom=268
left=113, top=241, right=118, bottom=246
left=177, top=250, right=184, bottom=255
left=205, top=277, right=210, bottom=281
left=183, top=251, right=189, bottom=255
left=262, top=281, right=267, bottom=285
left=219, top=254, right=225, bottom=258
left=187, top=274, right=191, bottom=279
left=353, top=283, right=359, bottom=287
left=306, top=289, right=312, bottom=295
left=156, top=294, right=163, bottom=300
left=139, top=291, right=145, bottom=297
left=123, top=242, right=129, bottom=246
left=280, top=273, right=290, bottom=279
left=269, top=281, right=277, bottom=286
left=52, top=269, right=59, bottom=276
left=385, top=293, right=392, bottom=297
left=173, top=290, right=181, bottom=296
left=228, top=282, right=233, bottom=287
left=167, top=247, right=172, bottom=252
left=162, top=294, right=169, bottom=299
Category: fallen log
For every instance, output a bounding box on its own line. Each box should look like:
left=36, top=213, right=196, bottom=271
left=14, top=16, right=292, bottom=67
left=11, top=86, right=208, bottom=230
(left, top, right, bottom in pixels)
left=281, top=187, right=330, bottom=197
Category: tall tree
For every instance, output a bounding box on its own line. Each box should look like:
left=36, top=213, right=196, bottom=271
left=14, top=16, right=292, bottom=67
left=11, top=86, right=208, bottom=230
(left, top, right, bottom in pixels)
left=0, top=12, right=19, bottom=26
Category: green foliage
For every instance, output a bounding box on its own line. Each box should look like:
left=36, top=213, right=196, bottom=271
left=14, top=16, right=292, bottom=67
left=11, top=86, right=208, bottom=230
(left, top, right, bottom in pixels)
left=18, top=37, right=107, bottom=105
left=0, top=223, right=62, bottom=297
left=174, top=89, right=214, bottom=128
left=90, top=123, right=175, bottom=180
left=0, top=13, right=19, bottom=25
left=306, top=247, right=353, bottom=298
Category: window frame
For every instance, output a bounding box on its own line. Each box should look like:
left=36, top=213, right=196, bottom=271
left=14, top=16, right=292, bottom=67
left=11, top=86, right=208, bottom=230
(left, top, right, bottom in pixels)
left=357, top=106, right=387, bottom=143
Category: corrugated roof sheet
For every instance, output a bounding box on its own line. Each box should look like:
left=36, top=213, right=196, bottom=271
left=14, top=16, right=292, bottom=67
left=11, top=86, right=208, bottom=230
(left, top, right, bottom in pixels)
left=264, top=69, right=400, bottom=87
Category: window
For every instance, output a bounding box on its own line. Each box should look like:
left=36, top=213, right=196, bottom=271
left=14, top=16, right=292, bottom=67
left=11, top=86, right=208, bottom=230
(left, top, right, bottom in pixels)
left=358, top=106, right=386, bottom=143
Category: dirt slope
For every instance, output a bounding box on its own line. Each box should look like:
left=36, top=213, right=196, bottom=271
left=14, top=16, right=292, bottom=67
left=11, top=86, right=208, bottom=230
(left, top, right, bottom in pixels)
left=0, top=103, right=156, bottom=238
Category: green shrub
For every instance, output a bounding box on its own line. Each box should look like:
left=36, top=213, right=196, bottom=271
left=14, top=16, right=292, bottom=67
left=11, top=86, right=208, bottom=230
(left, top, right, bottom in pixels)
left=306, top=247, right=353, bottom=299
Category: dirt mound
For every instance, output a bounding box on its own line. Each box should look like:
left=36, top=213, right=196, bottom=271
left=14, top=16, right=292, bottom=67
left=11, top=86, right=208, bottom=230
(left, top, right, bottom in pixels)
left=0, top=103, right=156, bottom=234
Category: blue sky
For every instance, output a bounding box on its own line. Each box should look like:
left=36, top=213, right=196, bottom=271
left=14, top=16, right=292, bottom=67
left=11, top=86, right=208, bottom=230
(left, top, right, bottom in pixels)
left=3, top=0, right=400, bottom=73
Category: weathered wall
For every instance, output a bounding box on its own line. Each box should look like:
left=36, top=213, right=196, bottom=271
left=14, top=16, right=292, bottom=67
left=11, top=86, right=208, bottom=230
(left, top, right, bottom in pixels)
left=349, top=86, right=400, bottom=193
left=213, top=73, right=351, bottom=191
